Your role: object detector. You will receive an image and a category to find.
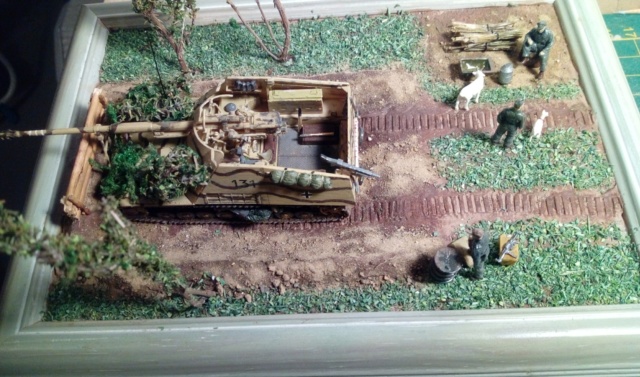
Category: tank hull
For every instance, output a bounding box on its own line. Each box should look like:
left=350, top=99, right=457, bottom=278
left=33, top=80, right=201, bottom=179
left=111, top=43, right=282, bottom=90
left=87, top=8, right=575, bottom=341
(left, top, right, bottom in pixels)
left=115, top=77, right=362, bottom=223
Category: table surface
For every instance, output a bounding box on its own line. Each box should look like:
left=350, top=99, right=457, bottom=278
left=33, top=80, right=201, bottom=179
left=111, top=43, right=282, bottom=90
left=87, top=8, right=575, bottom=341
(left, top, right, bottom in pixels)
left=604, top=13, right=640, bottom=109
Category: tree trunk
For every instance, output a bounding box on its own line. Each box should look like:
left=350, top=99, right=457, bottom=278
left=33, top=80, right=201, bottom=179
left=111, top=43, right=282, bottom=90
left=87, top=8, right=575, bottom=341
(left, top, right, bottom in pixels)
left=143, top=10, right=191, bottom=76
left=273, top=0, right=292, bottom=62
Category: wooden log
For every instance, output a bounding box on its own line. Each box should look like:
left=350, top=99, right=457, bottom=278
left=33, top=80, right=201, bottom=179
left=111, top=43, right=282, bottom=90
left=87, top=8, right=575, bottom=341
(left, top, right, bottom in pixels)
left=184, top=288, right=219, bottom=298
left=450, top=21, right=516, bottom=34
left=64, top=195, right=91, bottom=215
left=77, top=149, right=95, bottom=207
left=445, top=21, right=523, bottom=53
left=451, top=30, right=522, bottom=44
left=63, top=89, right=106, bottom=219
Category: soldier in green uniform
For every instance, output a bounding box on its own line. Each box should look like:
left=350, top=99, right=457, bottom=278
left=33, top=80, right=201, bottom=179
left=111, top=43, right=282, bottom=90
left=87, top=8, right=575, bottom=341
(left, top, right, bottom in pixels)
left=491, top=99, right=525, bottom=149
left=519, top=20, right=554, bottom=80
left=469, top=228, right=490, bottom=280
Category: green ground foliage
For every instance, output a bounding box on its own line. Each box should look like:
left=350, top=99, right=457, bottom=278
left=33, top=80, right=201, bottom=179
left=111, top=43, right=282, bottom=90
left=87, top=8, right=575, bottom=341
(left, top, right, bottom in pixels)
left=0, top=201, right=46, bottom=259
left=0, top=199, right=184, bottom=292
left=101, top=13, right=580, bottom=105
left=102, top=14, right=424, bottom=81
left=430, top=129, right=614, bottom=191
left=105, top=78, right=193, bottom=123
left=425, top=81, right=582, bottom=105
left=95, top=138, right=211, bottom=202
left=45, top=218, right=639, bottom=321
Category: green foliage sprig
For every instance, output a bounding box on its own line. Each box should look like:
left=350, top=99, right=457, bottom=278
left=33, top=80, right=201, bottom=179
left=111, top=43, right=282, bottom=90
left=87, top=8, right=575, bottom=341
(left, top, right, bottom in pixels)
left=106, top=78, right=194, bottom=123
left=0, top=201, right=48, bottom=259
left=430, top=129, right=614, bottom=191
left=0, top=199, right=185, bottom=292
left=95, top=139, right=211, bottom=203
left=99, top=198, right=185, bottom=292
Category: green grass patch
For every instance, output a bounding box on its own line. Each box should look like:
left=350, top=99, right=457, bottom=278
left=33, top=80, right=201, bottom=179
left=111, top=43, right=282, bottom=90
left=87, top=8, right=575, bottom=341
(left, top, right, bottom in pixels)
left=101, top=14, right=425, bottom=82
left=430, top=129, right=614, bottom=191
left=45, top=218, right=639, bottom=321
left=424, top=80, right=582, bottom=105
left=101, top=13, right=581, bottom=105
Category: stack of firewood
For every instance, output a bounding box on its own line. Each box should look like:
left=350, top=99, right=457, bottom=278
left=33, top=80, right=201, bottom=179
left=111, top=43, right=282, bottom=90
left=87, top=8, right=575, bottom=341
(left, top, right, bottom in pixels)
left=442, top=21, right=523, bottom=52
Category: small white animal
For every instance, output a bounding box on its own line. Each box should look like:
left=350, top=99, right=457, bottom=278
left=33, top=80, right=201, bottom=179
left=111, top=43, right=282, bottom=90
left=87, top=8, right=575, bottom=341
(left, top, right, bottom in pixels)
left=455, top=70, right=485, bottom=111
left=531, top=109, right=549, bottom=138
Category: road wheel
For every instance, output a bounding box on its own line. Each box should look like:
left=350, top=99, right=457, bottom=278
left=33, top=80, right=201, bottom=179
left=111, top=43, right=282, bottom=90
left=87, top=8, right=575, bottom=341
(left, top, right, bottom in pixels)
left=156, top=212, right=175, bottom=220
left=196, top=211, right=214, bottom=219
left=295, top=211, right=314, bottom=220
left=177, top=212, right=195, bottom=220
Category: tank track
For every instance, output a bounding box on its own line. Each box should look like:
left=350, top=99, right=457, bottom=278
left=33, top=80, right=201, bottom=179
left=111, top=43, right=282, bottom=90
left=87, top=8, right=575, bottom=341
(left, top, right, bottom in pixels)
left=121, top=204, right=349, bottom=225
left=359, top=108, right=594, bottom=135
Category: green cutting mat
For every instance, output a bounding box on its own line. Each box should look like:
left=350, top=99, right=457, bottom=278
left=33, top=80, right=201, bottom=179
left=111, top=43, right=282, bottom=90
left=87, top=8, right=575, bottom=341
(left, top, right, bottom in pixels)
left=604, top=13, right=640, bottom=108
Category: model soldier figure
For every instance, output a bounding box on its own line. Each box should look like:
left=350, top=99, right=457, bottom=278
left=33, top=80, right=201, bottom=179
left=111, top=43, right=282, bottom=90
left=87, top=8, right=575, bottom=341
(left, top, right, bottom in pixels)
left=519, top=20, right=554, bottom=80
left=469, top=228, right=490, bottom=279
left=491, top=99, right=526, bottom=149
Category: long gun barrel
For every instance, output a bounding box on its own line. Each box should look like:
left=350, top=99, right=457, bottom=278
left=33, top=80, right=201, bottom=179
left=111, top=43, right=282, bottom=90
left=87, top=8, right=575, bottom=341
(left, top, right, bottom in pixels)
left=0, top=121, right=194, bottom=140
left=320, top=154, right=380, bottom=179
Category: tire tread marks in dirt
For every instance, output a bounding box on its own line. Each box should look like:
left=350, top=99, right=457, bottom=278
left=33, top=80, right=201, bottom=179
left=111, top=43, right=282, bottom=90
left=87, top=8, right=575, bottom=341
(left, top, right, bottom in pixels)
left=349, top=191, right=622, bottom=224
left=360, top=109, right=594, bottom=135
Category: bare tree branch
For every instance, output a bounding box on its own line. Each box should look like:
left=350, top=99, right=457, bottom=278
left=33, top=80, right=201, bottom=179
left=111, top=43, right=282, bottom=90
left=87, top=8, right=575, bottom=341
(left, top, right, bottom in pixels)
left=256, top=0, right=282, bottom=50
left=227, top=0, right=293, bottom=63
left=227, top=0, right=281, bottom=61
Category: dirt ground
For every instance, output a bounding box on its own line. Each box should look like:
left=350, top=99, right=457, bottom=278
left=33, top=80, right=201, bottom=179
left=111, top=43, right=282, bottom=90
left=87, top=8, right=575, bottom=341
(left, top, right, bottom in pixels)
left=80, top=4, right=623, bottom=298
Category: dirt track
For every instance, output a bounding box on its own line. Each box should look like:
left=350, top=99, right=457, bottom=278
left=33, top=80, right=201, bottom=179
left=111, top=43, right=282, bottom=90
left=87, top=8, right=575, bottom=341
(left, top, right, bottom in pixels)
left=360, top=108, right=595, bottom=134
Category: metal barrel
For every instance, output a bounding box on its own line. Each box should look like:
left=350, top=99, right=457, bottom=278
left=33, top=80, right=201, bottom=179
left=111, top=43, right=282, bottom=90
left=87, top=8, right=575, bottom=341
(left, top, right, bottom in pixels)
left=498, top=63, right=514, bottom=85
left=429, top=247, right=463, bottom=283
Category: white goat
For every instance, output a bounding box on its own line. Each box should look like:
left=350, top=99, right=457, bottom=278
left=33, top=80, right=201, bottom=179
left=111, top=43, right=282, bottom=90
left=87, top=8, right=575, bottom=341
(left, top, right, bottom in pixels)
left=531, top=109, right=549, bottom=138
left=455, top=69, right=485, bottom=111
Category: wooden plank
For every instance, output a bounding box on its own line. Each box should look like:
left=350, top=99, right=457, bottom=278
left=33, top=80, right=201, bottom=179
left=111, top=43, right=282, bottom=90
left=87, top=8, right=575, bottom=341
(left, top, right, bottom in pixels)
left=62, top=90, right=105, bottom=219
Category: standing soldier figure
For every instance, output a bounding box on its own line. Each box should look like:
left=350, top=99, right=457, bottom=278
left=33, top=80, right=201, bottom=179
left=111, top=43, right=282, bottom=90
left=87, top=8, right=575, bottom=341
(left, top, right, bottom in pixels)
left=519, top=20, right=554, bottom=80
left=469, top=228, right=490, bottom=280
left=491, top=99, right=525, bottom=149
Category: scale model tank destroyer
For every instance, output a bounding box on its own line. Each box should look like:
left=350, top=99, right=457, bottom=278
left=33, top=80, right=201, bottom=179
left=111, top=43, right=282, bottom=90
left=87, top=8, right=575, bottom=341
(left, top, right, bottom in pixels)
left=1, top=77, right=377, bottom=223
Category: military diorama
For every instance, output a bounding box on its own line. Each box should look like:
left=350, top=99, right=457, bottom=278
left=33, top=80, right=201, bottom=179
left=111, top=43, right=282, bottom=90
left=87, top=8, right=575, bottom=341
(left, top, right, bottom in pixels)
left=1, top=1, right=638, bottom=319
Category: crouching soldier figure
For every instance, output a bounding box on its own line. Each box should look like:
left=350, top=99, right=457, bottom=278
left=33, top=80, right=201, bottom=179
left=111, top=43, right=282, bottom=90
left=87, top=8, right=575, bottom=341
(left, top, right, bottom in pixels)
left=491, top=99, right=525, bottom=149
left=469, top=228, right=490, bottom=280
left=520, top=20, right=554, bottom=80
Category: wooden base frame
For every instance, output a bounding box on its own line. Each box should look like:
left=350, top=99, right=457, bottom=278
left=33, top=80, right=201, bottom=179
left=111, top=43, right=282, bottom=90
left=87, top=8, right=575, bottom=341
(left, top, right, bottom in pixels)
left=2, top=1, right=640, bottom=375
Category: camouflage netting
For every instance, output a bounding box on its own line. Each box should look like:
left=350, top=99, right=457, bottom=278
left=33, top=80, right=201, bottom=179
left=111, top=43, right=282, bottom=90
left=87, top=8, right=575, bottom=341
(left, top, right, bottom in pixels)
left=105, top=77, right=194, bottom=123
left=94, top=139, right=211, bottom=203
